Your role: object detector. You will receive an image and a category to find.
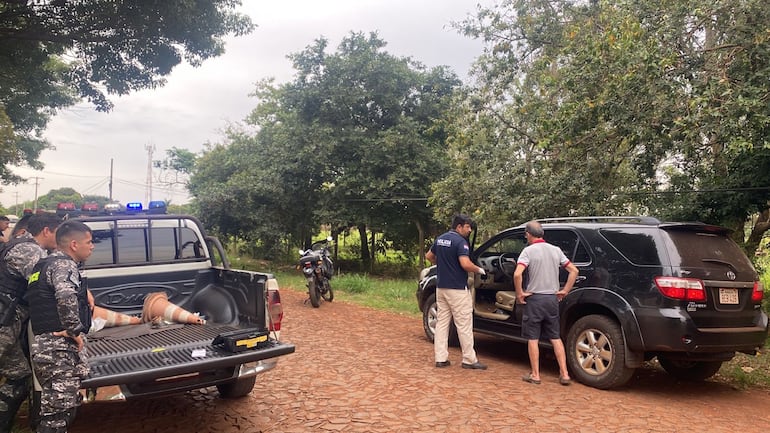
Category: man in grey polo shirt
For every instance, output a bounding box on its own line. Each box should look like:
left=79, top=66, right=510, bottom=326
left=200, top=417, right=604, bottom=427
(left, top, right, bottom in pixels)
left=514, top=220, right=578, bottom=385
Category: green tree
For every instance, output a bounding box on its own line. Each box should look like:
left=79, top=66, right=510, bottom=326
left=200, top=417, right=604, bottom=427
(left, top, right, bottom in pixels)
left=441, top=0, right=770, bottom=253
left=35, top=187, right=81, bottom=210
left=0, top=0, right=253, bottom=185
left=189, top=33, right=460, bottom=266
left=154, top=147, right=198, bottom=188
left=284, top=33, right=460, bottom=268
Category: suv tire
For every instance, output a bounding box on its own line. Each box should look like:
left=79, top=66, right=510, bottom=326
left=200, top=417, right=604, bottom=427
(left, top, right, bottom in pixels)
left=422, top=293, right=459, bottom=346
left=657, top=357, right=723, bottom=381
left=566, top=314, right=635, bottom=389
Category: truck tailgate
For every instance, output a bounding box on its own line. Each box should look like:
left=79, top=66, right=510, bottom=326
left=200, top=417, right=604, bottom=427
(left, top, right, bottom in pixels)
left=83, top=323, right=295, bottom=388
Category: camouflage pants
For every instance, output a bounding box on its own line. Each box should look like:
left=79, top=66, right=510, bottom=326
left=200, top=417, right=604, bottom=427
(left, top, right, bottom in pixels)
left=0, top=305, right=31, bottom=432
left=31, top=334, right=89, bottom=432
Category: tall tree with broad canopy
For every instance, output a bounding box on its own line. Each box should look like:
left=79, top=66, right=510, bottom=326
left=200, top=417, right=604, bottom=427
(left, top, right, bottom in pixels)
left=439, top=0, right=770, bottom=254
left=189, top=33, right=460, bottom=266
left=0, top=0, right=253, bottom=185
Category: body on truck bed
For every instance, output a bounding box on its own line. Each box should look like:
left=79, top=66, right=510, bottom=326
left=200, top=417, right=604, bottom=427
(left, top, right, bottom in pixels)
left=29, top=214, right=295, bottom=419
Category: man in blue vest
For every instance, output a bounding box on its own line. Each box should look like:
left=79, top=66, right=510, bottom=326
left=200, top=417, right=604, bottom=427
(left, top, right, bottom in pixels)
left=427, top=214, right=487, bottom=370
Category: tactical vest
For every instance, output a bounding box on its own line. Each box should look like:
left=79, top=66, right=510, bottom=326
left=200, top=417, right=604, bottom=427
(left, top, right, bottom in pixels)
left=27, top=255, right=92, bottom=336
left=0, top=237, right=37, bottom=302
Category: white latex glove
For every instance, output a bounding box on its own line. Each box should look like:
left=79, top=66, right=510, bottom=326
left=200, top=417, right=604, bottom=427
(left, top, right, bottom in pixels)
left=477, top=268, right=486, bottom=276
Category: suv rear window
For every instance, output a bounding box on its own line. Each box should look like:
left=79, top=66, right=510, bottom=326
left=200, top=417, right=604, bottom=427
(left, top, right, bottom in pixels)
left=600, top=228, right=663, bottom=266
left=664, top=229, right=754, bottom=273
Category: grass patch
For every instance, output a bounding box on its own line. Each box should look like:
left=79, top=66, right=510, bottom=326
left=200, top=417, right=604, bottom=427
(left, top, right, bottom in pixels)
left=719, top=348, right=770, bottom=390
left=267, top=269, right=420, bottom=317
left=336, top=273, right=371, bottom=294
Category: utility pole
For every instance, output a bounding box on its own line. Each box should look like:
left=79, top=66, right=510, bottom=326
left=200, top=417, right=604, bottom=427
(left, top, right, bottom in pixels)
left=13, top=192, right=18, bottom=216
left=32, top=176, right=42, bottom=212
left=145, top=143, right=155, bottom=205
left=109, top=158, right=113, bottom=201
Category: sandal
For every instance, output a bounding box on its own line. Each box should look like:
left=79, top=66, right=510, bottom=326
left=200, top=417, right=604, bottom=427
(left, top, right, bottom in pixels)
left=521, top=373, right=541, bottom=385
left=559, top=377, right=572, bottom=386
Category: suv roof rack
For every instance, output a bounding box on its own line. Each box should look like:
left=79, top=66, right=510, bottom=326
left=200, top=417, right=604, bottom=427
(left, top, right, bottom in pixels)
left=537, top=216, right=661, bottom=225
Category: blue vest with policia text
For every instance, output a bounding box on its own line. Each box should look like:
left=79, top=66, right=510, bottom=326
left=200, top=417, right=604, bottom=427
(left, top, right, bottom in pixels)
left=26, top=255, right=91, bottom=336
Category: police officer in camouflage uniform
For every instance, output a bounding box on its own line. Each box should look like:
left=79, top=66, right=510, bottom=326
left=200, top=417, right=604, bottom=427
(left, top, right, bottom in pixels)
left=0, top=213, right=60, bottom=432
left=28, top=220, right=93, bottom=433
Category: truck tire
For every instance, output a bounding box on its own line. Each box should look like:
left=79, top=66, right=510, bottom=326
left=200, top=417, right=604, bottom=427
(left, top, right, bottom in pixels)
left=566, top=314, right=635, bottom=389
left=657, top=357, right=723, bottom=381
left=421, top=293, right=458, bottom=346
left=217, top=376, right=256, bottom=398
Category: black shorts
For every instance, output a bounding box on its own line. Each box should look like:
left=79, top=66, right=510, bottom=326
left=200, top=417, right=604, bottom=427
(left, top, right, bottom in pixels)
left=521, top=294, right=560, bottom=340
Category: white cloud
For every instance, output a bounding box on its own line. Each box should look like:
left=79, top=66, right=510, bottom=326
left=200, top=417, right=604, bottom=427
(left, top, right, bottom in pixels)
left=1, top=0, right=492, bottom=211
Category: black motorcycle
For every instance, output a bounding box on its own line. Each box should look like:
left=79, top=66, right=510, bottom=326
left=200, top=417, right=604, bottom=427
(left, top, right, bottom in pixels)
left=298, top=236, right=334, bottom=308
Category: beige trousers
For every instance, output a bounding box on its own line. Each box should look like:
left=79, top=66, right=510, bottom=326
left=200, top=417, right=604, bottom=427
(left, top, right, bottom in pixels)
left=434, top=288, right=478, bottom=365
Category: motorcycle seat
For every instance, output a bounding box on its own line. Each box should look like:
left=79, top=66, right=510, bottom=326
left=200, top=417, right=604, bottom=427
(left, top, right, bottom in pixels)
left=299, top=254, right=322, bottom=265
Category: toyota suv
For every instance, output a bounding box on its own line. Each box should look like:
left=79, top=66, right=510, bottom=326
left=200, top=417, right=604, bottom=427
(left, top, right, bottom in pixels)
left=416, top=216, right=768, bottom=389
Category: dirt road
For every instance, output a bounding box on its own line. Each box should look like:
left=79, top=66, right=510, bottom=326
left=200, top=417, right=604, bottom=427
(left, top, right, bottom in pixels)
left=65, top=288, right=770, bottom=433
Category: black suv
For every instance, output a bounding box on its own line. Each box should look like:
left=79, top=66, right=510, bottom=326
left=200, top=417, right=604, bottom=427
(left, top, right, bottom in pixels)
left=416, top=217, right=768, bottom=389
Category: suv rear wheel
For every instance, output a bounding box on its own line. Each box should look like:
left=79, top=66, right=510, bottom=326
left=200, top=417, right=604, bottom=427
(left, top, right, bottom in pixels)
left=657, top=357, right=723, bottom=381
left=566, top=315, right=635, bottom=389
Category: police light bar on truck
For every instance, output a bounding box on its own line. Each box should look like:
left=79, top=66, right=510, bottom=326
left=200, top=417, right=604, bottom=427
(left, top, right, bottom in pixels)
left=126, top=202, right=143, bottom=213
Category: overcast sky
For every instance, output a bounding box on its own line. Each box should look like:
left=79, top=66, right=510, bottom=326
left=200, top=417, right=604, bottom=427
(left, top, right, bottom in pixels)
left=1, top=0, right=493, bottom=210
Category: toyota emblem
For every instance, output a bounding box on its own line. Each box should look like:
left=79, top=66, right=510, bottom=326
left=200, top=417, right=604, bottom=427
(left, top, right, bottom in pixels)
left=726, top=271, right=736, bottom=281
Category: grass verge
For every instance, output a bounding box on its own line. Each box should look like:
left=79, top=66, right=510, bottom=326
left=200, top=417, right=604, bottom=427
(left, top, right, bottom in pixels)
left=269, top=269, right=420, bottom=317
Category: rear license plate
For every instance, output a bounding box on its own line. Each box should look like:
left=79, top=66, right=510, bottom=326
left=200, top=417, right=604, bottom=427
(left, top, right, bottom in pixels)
left=718, top=288, right=739, bottom=305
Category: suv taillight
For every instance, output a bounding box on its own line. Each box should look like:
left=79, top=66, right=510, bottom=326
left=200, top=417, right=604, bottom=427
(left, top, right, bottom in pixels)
left=655, top=277, right=706, bottom=301
left=752, top=281, right=764, bottom=303
left=267, top=280, right=284, bottom=332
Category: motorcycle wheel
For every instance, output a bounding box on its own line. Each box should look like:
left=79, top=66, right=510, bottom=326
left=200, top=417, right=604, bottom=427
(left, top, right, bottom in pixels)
left=321, top=278, right=334, bottom=302
left=308, top=278, right=321, bottom=308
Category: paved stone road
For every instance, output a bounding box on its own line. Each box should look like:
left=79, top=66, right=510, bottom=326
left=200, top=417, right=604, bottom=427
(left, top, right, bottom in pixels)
left=65, top=288, right=770, bottom=433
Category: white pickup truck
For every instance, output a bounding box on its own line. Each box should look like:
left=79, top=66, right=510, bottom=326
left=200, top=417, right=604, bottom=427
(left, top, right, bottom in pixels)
left=30, top=214, right=295, bottom=422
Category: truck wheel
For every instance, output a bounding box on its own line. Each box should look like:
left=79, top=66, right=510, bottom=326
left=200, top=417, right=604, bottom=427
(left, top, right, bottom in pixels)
left=308, top=279, right=320, bottom=308
left=658, top=357, right=723, bottom=381
left=321, top=279, right=334, bottom=302
left=421, top=293, right=458, bottom=346
left=217, top=376, right=256, bottom=398
left=566, top=314, right=635, bottom=389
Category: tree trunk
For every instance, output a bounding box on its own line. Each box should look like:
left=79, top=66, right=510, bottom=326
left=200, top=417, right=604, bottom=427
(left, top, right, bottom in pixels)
left=416, top=220, right=425, bottom=268
left=358, top=224, right=371, bottom=272
left=746, top=209, right=770, bottom=258
left=371, top=230, right=376, bottom=264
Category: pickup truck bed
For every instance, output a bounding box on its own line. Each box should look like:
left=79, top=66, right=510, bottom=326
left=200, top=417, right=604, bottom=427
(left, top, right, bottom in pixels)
left=83, top=323, right=295, bottom=396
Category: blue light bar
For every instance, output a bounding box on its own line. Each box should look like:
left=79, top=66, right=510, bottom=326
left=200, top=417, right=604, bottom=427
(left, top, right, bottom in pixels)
left=126, top=202, right=143, bottom=211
